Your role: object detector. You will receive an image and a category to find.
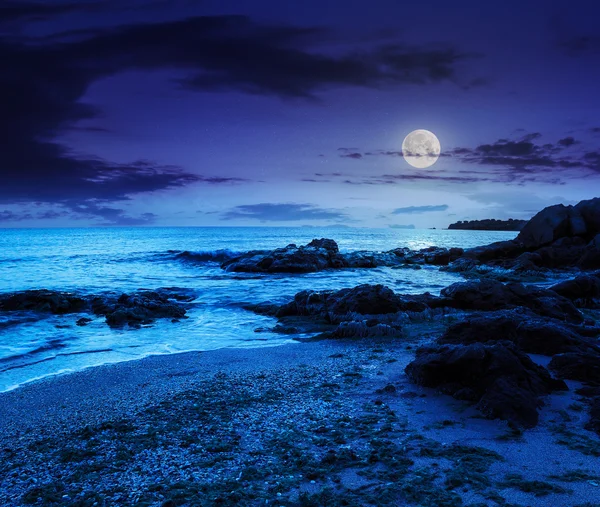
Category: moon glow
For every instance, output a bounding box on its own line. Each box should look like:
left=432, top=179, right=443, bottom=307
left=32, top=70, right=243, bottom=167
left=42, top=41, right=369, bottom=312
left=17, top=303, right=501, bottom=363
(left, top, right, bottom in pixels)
left=402, top=129, right=441, bottom=168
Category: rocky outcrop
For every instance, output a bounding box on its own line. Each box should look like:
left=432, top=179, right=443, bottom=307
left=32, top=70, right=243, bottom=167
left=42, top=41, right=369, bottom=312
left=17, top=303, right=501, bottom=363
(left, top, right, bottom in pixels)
left=448, top=198, right=600, bottom=276
left=440, top=279, right=583, bottom=322
left=439, top=309, right=600, bottom=356
left=548, top=352, right=600, bottom=384
left=274, top=284, right=445, bottom=320
left=221, top=239, right=338, bottom=273
left=550, top=272, right=600, bottom=308
left=517, top=204, right=587, bottom=249
left=0, top=289, right=190, bottom=329
left=448, top=218, right=527, bottom=231
left=221, top=239, right=463, bottom=273
left=405, top=342, right=567, bottom=428
left=0, top=290, right=87, bottom=314
left=90, top=291, right=188, bottom=328
left=586, top=397, right=600, bottom=435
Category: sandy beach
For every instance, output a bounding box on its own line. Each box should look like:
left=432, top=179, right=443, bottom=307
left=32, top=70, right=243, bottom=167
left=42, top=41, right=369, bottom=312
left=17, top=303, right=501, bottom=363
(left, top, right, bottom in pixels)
left=1, top=334, right=599, bottom=507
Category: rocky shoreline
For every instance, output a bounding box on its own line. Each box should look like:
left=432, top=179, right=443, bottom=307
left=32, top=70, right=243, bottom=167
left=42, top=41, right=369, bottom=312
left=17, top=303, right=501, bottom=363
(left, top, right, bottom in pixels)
left=1, top=197, right=600, bottom=506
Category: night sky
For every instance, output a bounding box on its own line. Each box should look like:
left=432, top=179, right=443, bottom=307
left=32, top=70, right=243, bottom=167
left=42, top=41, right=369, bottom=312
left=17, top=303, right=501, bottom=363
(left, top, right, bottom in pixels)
left=2, top=0, right=600, bottom=228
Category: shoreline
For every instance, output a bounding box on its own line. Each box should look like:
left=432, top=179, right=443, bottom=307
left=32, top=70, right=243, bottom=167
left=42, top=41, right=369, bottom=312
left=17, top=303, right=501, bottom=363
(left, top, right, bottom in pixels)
left=2, top=336, right=599, bottom=506
left=0, top=340, right=296, bottom=395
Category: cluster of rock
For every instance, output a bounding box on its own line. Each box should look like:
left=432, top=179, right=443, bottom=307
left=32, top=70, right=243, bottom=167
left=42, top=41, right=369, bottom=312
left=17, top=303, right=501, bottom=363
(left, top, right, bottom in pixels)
left=448, top=218, right=527, bottom=231
left=249, top=273, right=600, bottom=430
left=450, top=198, right=600, bottom=277
left=221, top=238, right=463, bottom=273
left=0, top=288, right=192, bottom=328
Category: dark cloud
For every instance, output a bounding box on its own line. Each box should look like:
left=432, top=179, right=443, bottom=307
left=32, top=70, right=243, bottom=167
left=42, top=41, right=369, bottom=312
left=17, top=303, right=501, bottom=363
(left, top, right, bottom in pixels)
left=392, top=205, right=449, bottom=214
left=558, top=136, right=578, bottom=147
left=221, top=203, right=348, bottom=222
left=0, top=208, right=69, bottom=222
left=0, top=1, right=100, bottom=25
left=340, top=153, right=363, bottom=159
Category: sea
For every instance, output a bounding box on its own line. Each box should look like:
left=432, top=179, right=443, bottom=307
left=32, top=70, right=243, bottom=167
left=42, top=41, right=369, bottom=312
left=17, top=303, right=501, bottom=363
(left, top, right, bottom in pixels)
left=0, top=227, right=517, bottom=392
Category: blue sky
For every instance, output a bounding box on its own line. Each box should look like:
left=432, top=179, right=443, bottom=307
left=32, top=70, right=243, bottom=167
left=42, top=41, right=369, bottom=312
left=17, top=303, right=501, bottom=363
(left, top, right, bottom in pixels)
left=1, top=0, right=600, bottom=228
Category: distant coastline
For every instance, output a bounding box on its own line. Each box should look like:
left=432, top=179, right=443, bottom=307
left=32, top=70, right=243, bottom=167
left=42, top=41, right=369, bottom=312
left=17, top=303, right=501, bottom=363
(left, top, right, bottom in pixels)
left=448, top=218, right=527, bottom=231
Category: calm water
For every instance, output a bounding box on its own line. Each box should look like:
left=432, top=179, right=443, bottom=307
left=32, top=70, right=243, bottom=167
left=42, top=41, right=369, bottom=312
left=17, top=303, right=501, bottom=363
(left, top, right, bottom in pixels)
left=0, top=227, right=516, bottom=391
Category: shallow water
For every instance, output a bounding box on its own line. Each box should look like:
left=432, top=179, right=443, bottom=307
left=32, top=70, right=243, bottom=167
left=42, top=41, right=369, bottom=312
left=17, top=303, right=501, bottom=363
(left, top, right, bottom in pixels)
left=0, top=227, right=516, bottom=391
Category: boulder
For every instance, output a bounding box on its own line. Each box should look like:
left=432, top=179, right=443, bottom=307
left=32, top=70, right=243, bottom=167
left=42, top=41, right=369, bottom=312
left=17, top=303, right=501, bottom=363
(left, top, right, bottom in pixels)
left=579, top=236, right=600, bottom=269
left=517, top=204, right=586, bottom=248
left=549, top=352, right=600, bottom=384
left=574, top=197, right=600, bottom=236
left=91, top=291, right=187, bottom=328
left=586, top=397, right=600, bottom=435
left=276, top=284, right=445, bottom=320
left=439, top=309, right=600, bottom=356
left=461, top=240, right=525, bottom=263
left=550, top=273, right=600, bottom=308
left=440, top=279, right=583, bottom=322
left=405, top=342, right=567, bottom=428
left=221, top=239, right=339, bottom=273
left=0, top=290, right=87, bottom=314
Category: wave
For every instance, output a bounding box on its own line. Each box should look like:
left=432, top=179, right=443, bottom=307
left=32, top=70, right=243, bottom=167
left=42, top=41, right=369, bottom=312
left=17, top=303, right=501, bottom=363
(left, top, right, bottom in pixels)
left=0, top=347, right=113, bottom=373
left=0, top=339, right=67, bottom=364
left=163, top=249, right=244, bottom=264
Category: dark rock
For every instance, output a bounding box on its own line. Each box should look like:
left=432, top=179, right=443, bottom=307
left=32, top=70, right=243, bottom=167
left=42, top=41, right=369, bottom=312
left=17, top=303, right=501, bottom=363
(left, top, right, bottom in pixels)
left=306, top=238, right=339, bottom=254
left=439, top=309, right=600, bottom=356
left=0, top=290, right=87, bottom=314
left=549, top=352, right=600, bottom=384
left=550, top=273, right=600, bottom=308
left=461, top=240, right=525, bottom=263
left=585, top=397, right=600, bottom=435
left=517, top=204, right=586, bottom=248
left=405, top=342, right=567, bottom=428
left=76, top=317, right=92, bottom=326
left=440, top=279, right=583, bottom=322
left=276, top=284, right=444, bottom=320
left=574, top=197, right=600, bottom=236
left=91, top=291, right=187, bottom=328
left=580, top=235, right=600, bottom=269
left=222, top=239, right=339, bottom=273
left=222, top=238, right=463, bottom=273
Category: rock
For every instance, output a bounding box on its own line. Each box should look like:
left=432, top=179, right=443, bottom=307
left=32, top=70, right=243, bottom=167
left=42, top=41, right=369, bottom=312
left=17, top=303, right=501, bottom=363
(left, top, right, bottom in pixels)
left=405, top=342, right=567, bottom=428
left=221, top=238, right=466, bottom=273
left=461, top=240, right=525, bottom=263
left=76, top=317, right=92, bottom=326
left=0, top=290, right=87, bottom=314
left=580, top=236, right=600, bottom=269
left=550, top=273, right=600, bottom=308
left=549, top=352, right=600, bottom=384
left=574, top=197, right=600, bottom=236
left=276, top=284, right=444, bottom=320
left=91, top=291, right=187, bottom=328
left=221, top=239, right=340, bottom=273
left=306, top=238, right=339, bottom=254
left=439, top=309, right=600, bottom=356
left=517, top=204, right=586, bottom=248
left=585, top=397, right=600, bottom=435
left=440, top=279, right=583, bottom=322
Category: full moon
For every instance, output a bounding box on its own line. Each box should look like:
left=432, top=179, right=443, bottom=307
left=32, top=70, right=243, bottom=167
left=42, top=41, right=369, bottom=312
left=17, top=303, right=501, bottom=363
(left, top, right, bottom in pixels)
left=402, top=129, right=441, bottom=168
